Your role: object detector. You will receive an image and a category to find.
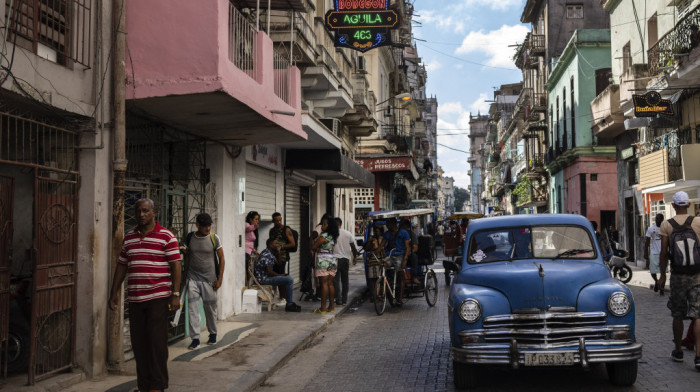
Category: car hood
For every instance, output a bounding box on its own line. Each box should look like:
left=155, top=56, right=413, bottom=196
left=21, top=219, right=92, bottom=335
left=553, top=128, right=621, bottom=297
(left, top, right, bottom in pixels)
left=461, top=260, right=611, bottom=311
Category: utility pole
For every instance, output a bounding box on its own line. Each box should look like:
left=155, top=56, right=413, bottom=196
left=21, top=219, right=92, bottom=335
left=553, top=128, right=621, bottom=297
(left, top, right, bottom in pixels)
left=108, top=0, right=127, bottom=371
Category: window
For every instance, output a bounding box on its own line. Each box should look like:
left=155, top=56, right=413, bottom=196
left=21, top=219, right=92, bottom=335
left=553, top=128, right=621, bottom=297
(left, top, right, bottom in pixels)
left=590, top=173, right=598, bottom=181
left=622, top=43, right=631, bottom=73
left=562, top=87, right=567, bottom=150
left=570, top=77, right=576, bottom=148
left=556, top=97, right=560, bottom=150
left=566, top=5, right=584, bottom=19
left=6, top=0, right=92, bottom=67
left=648, top=14, right=658, bottom=49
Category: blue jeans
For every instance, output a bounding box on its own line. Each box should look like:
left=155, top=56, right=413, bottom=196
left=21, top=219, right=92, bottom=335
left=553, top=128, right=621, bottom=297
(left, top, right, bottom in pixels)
left=260, top=275, right=294, bottom=303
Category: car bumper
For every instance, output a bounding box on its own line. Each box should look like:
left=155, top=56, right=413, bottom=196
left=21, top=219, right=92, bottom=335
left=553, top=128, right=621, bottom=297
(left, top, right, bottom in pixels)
left=452, top=338, right=643, bottom=368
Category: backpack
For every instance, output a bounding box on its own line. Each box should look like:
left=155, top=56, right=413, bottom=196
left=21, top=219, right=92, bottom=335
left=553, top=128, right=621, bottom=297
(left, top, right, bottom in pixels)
left=286, top=226, right=299, bottom=253
left=185, top=232, right=220, bottom=279
left=667, top=217, right=700, bottom=274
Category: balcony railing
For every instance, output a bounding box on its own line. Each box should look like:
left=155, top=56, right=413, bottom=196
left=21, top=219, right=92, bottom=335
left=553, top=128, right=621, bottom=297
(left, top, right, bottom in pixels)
left=532, top=93, right=547, bottom=112
left=6, top=0, right=92, bottom=67
left=530, top=34, right=545, bottom=55
left=647, top=3, right=700, bottom=76
left=229, top=3, right=257, bottom=79
left=273, top=47, right=291, bottom=104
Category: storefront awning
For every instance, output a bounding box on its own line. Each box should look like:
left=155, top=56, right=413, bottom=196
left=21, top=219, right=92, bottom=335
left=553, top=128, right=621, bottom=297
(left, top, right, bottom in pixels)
left=285, top=149, right=374, bottom=188
left=355, top=155, right=420, bottom=180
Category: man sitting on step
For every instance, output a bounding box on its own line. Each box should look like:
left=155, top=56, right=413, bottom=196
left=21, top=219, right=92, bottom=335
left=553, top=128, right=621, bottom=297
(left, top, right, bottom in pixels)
left=254, top=238, right=302, bottom=312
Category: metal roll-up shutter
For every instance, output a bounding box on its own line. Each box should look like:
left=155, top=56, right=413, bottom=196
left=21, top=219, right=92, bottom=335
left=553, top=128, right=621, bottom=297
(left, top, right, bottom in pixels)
left=285, top=184, right=301, bottom=285
left=246, top=163, right=277, bottom=219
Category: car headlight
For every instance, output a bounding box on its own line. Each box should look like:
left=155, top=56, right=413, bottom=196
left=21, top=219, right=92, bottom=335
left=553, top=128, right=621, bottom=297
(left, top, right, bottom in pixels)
left=608, top=292, right=631, bottom=317
left=458, top=299, right=482, bottom=323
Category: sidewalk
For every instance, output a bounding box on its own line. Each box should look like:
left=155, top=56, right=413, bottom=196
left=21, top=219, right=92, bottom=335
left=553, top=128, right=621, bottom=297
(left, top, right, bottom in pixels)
left=5, top=262, right=370, bottom=392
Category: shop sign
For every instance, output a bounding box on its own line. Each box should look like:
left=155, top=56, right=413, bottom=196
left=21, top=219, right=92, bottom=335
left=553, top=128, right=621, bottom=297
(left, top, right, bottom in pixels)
left=620, top=146, right=635, bottom=160
left=246, top=144, right=281, bottom=171
left=356, top=156, right=411, bottom=172
left=633, top=91, right=674, bottom=117
left=325, top=1, right=398, bottom=52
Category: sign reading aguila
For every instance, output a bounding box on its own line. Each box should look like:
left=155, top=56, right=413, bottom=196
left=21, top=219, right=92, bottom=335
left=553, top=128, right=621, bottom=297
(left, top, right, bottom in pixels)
left=325, top=1, right=399, bottom=52
left=633, top=91, right=674, bottom=117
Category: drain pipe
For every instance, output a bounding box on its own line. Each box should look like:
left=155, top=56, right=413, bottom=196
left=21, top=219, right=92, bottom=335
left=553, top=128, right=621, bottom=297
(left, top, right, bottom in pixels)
left=107, top=0, right=127, bottom=371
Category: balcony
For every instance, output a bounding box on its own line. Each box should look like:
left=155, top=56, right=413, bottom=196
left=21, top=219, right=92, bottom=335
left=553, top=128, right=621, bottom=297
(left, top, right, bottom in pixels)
left=263, top=11, right=317, bottom=65
left=525, top=153, right=546, bottom=179
left=125, top=0, right=304, bottom=146
left=619, top=64, right=648, bottom=109
left=532, top=93, right=547, bottom=113
left=639, top=130, right=700, bottom=189
left=591, top=84, right=625, bottom=139
left=341, top=74, right=377, bottom=137
left=302, top=44, right=353, bottom=118
left=530, top=34, right=545, bottom=56
left=647, top=4, right=700, bottom=84
left=514, top=178, right=548, bottom=208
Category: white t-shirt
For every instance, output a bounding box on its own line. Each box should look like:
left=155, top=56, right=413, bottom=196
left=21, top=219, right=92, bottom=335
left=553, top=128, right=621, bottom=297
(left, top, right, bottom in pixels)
left=333, top=228, right=355, bottom=260
left=645, top=225, right=662, bottom=255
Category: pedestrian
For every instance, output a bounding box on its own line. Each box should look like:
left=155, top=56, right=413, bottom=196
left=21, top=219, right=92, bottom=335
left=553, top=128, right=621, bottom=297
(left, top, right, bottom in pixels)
left=645, top=213, right=665, bottom=295
left=657, top=191, right=700, bottom=370
left=400, top=219, right=421, bottom=285
left=311, top=216, right=339, bottom=313
left=383, top=218, right=410, bottom=305
left=245, top=211, right=260, bottom=282
left=609, top=224, right=620, bottom=243
left=254, top=238, right=302, bottom=312
left=269, top=212, right=296, bottom=306
left=181, top=213, right=225, bottom=350
left=108, top=198, right=181, bottom=392
left=309, top=214, right=332, bottom=301
left=333, top=217, right=358, bottom=306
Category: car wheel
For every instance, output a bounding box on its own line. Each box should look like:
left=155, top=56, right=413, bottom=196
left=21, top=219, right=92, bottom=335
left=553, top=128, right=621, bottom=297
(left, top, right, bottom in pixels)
left=606, top=360, right=638, bottom=386
left=6, top=321, right=31, bottom=373
left=453, top=360, right=477, bottom=389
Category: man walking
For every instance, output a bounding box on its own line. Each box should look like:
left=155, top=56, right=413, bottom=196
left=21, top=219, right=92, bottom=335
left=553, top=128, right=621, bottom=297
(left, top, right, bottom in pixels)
left=109, top=198, right=181, bottom=392
left=255, top=238, right=302, bottom=312
left=182, top=213, right=225, bottom=350
left=333, top=217, right=358, bottom=306
left=645, top=213, right=665, bottom=295
left=658, top=191, right=700, bottom=370
left=269, top=212, right=296, bottom=305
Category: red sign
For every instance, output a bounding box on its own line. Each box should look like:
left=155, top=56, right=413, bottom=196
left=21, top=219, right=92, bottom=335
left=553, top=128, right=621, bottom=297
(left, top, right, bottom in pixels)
left=356, top=157, right=411, bottom=172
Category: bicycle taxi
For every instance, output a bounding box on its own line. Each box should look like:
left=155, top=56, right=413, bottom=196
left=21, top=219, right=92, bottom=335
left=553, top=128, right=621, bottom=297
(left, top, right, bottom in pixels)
left=360, top=208, right=439, bottom=315
left=441, top=211, right=484, bottom=286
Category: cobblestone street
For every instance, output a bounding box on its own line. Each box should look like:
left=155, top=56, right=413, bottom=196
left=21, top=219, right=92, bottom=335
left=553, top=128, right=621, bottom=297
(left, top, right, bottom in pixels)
left=256, top=271, right=699, bottom=392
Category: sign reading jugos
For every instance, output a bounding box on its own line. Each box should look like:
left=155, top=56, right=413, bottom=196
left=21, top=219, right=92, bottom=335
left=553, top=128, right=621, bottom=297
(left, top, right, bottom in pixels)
left=325, top=1, right=399, bottom=52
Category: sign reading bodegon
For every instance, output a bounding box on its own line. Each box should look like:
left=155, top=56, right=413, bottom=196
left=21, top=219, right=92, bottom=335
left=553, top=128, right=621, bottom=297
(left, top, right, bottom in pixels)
left=633, top=91, right=674, bottom=117
left=325, top=1, right=399, bottom=52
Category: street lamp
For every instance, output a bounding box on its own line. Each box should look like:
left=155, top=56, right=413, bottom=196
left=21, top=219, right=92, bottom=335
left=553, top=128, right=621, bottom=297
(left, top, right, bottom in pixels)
left=376, top=92, right=412, bottom=107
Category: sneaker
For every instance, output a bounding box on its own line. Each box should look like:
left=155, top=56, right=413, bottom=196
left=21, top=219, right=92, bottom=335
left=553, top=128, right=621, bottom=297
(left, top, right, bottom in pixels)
left=695, top=356, right=700, bottom=371
left=671, top=349, right=684, bottom=362
left=653, top=282, right=659, bottom=292
left=276, top=298, right=287, bottom=307
left=285, top=302, right=301, bottom=312
left=188, top=339, right=200, bottom=350
left=207, top=334, right=216, bottom=345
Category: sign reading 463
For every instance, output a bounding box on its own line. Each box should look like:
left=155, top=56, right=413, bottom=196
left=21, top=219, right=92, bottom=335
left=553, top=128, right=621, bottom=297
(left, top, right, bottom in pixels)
left=325, top=1, right=399, bottom=52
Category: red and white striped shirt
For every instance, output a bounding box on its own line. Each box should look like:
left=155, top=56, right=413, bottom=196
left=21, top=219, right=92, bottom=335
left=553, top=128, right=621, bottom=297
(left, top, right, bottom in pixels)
left=118, top=222, right=181, bottom=303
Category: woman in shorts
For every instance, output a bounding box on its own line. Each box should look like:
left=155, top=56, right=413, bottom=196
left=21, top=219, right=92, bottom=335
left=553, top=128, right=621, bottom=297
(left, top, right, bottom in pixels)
left=311, top=217, right=339, bottom=313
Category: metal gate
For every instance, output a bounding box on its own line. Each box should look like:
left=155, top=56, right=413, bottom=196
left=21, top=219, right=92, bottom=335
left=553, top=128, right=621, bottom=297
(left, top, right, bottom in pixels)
left=0, top=175, right=13, bottom=378
left=30, top=169, right=78, bottom=383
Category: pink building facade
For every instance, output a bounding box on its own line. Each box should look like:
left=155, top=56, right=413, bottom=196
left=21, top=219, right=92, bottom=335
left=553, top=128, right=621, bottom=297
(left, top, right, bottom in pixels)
left=563, top=157, right=619, bottom=228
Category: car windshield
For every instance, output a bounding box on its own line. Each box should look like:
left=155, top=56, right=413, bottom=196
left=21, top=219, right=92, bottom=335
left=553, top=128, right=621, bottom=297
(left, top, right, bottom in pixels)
left=467, top=225, right=595, bottom=263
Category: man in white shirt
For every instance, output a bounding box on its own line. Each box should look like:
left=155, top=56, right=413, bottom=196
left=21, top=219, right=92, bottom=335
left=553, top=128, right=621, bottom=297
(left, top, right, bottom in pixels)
left=333, top=217, right=358, bottom=306
left=645, top=213, right=665, bottom=295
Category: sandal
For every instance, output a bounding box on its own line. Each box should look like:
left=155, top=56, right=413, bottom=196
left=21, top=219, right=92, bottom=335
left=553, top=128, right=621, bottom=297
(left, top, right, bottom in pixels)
left=312, top=308, right=326, bottom=314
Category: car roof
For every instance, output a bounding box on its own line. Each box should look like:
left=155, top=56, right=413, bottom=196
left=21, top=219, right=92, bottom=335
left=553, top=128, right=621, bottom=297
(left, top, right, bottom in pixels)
left=467, top=214, right=593, bottom=232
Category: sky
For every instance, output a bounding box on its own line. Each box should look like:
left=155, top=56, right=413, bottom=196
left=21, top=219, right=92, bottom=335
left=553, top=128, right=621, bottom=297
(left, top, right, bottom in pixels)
left=412, top=0, right=529, bottom=190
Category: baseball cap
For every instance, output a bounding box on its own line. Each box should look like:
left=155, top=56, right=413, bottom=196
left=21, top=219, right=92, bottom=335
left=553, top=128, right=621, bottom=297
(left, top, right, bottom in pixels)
left=672, top=191, right=690, bottom=207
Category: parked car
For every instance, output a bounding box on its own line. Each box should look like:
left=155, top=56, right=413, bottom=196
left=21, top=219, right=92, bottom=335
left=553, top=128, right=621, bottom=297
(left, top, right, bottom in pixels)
left=446, top=214, right=642, bottom=389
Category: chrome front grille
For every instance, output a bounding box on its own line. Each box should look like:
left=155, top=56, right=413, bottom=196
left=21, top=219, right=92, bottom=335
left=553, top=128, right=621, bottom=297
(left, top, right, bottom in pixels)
left=481, top=311, right=607, bottom=345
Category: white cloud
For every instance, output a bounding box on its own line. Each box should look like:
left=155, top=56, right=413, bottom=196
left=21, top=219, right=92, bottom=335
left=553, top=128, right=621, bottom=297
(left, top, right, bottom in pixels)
left=425, top=58, right=442, bottom=72
left=469, top=93, right=491, bottom=114
left=438, top=102, right=463, bottom=117
left=463, top=0, right=522, bottom=11
left=416, top=10, right=467, bottom=34
left=455, top=24, right=529, bottom=68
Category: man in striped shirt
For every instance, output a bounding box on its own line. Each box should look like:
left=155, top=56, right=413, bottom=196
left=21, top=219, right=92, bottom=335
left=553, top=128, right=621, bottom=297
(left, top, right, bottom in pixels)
left=109, top=198, right=182, bottom=392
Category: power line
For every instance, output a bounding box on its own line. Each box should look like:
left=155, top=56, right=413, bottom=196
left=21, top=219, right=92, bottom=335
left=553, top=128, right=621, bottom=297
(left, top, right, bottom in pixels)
left=437, top=143, right=469, bottom=153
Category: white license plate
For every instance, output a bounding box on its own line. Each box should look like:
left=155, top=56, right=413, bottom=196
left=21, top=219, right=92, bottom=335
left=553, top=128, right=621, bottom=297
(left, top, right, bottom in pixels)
left=524, top=352, right=575, bottom=366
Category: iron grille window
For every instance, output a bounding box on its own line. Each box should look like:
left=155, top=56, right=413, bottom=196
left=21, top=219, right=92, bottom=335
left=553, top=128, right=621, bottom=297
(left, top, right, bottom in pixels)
left=5, top=0, right=92, bottom=67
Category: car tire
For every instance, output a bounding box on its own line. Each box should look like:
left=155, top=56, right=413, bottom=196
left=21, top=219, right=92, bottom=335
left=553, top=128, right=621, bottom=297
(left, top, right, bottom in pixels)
left=6, top=321, right=31, bottom=373
left=606, top=360, right=638, bottom=386
left=453, top=360, right=477, bottom=389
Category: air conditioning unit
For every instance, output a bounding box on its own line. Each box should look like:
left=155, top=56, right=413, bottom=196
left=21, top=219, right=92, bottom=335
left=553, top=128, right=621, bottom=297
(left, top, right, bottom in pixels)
left=320, top=118, right=341, bottom=135
left=357, top=56, right=368, bottom=73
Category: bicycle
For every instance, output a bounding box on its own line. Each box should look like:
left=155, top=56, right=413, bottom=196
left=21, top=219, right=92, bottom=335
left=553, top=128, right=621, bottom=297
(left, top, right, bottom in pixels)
left=372, top=256, right=439, bottom=315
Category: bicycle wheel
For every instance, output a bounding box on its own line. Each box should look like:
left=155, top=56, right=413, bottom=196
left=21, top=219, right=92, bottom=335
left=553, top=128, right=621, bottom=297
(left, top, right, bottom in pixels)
left=374, top=276, right=387, bottom=315
left=387, top=271, right=397, bottom=307
left=425, top=269, right=438, bottom=307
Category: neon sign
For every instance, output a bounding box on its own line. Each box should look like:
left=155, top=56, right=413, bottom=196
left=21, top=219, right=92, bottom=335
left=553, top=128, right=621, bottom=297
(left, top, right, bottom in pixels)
left=325, top=1, right=398, bottom=52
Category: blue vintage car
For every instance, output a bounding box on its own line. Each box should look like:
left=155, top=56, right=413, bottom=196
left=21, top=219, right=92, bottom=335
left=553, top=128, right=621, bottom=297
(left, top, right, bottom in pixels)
left=447, top=214, right=642, bottom=389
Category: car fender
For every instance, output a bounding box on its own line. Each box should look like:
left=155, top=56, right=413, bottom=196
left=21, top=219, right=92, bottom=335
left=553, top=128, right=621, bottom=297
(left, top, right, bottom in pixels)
left=448, top=284, right=511, bottom=346
left=577, top=278, right=636, bottom=337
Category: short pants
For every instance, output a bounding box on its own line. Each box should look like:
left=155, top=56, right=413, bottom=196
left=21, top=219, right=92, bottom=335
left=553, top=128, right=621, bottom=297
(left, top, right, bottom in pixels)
left=667, top=273, right=700, bottom=319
